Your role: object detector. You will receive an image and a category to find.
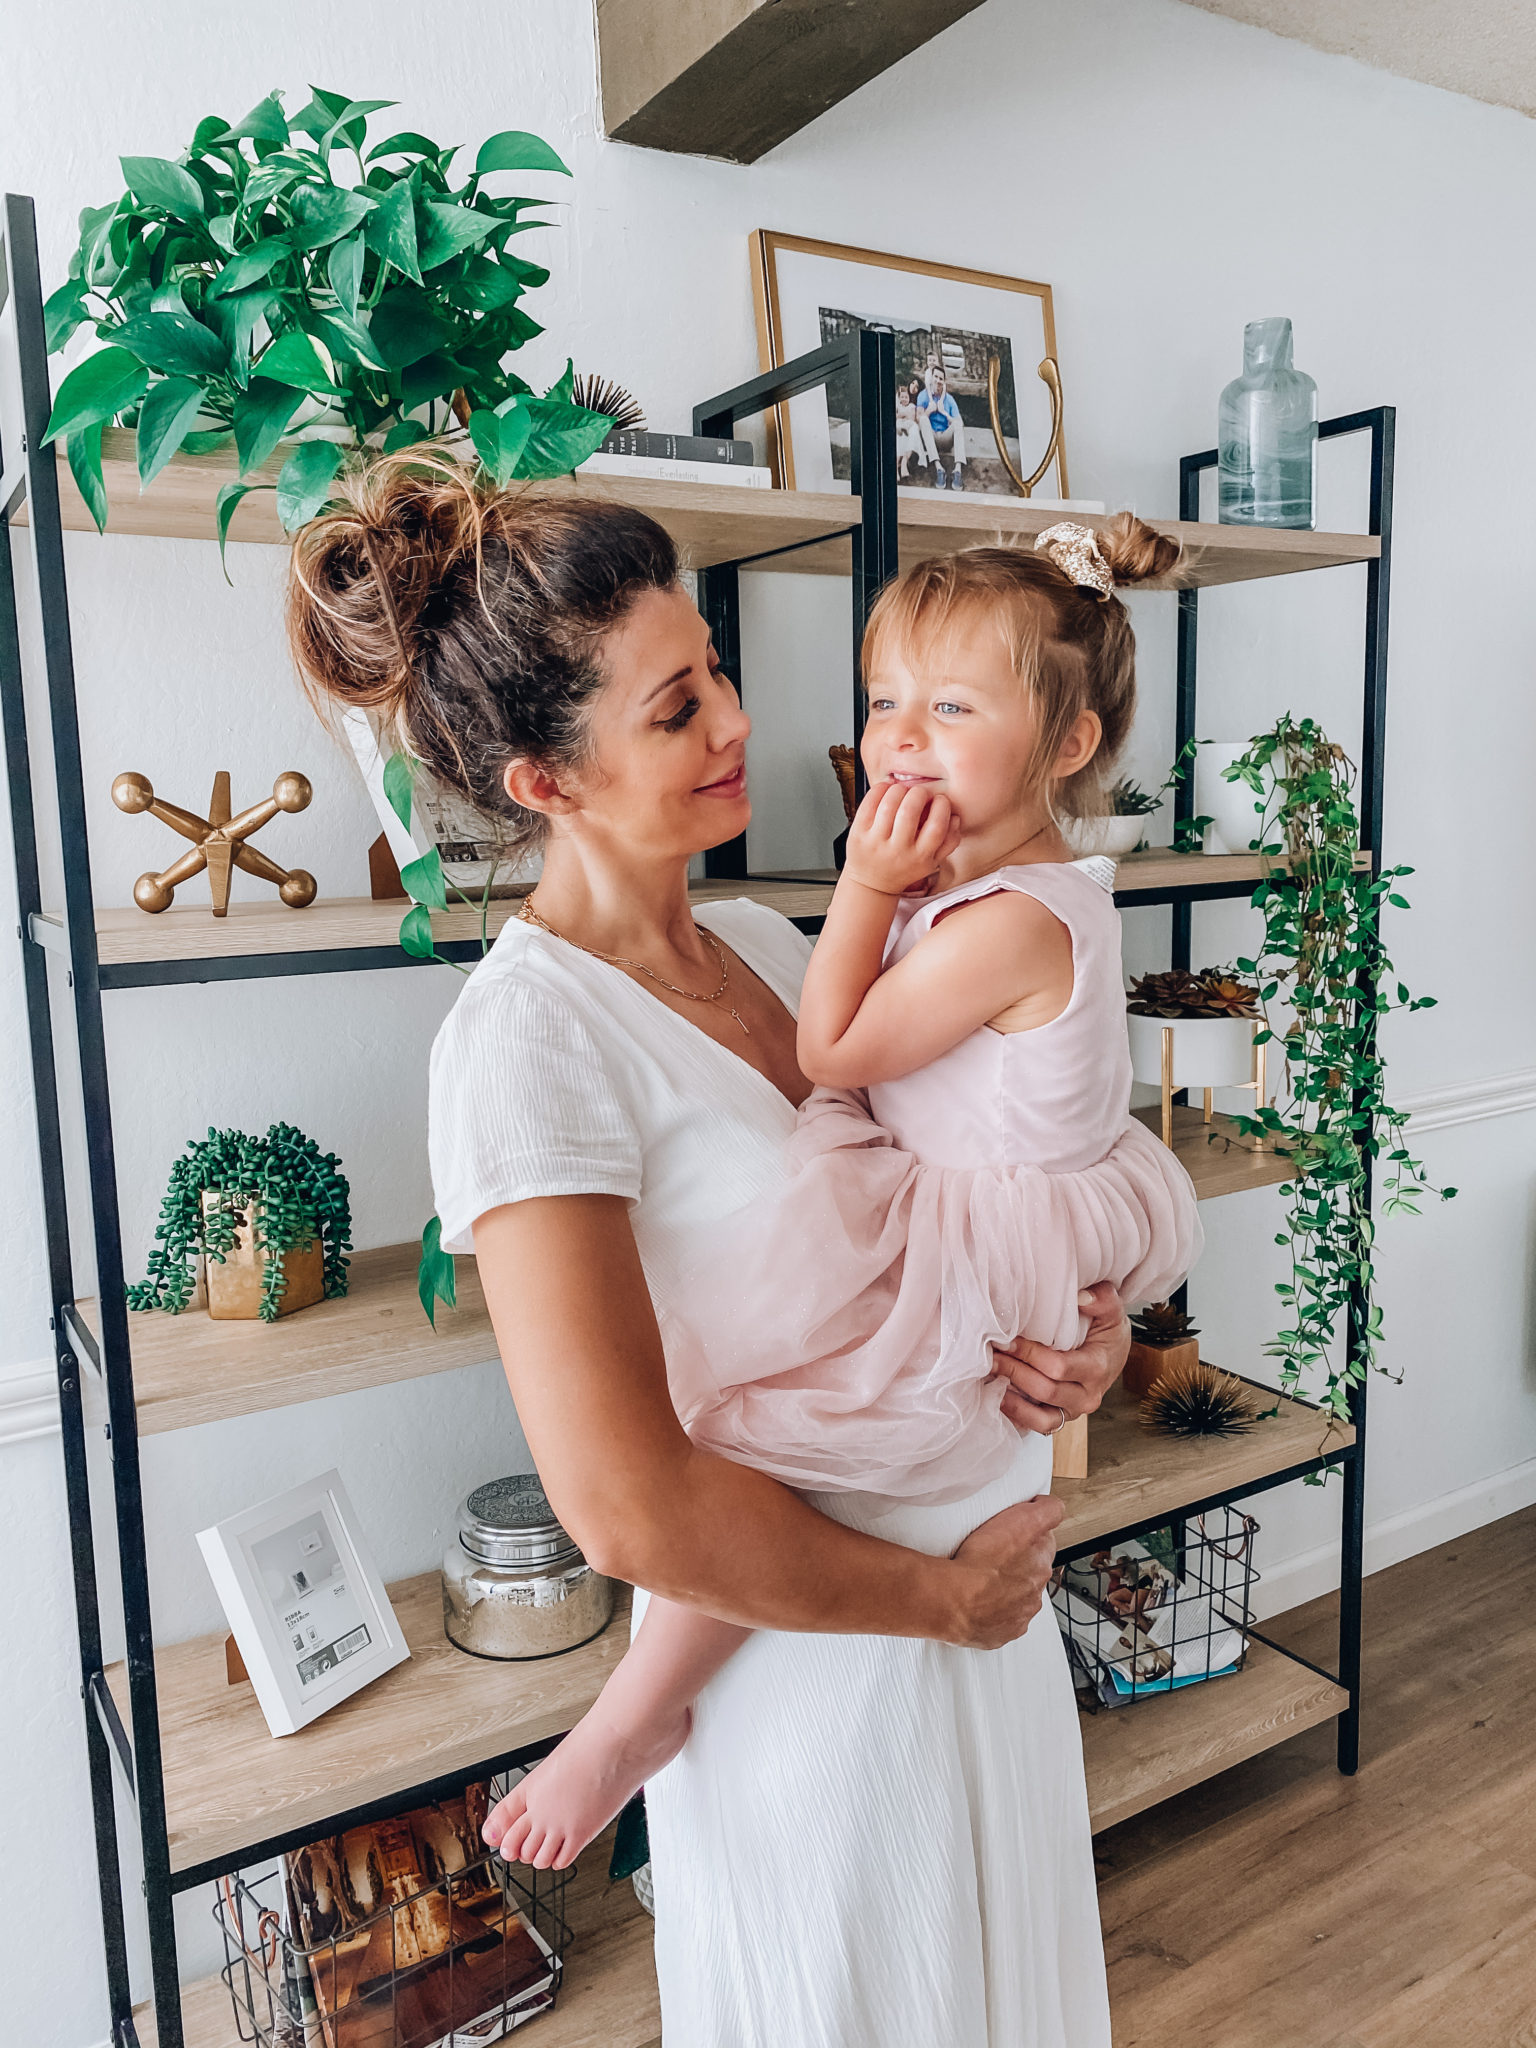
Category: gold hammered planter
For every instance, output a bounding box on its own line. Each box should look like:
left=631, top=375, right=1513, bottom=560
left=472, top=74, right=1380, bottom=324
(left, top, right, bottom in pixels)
left=196, top=1197, right=325, bottom=1321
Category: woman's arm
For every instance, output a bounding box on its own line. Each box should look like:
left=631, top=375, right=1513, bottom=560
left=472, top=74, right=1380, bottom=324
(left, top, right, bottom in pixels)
left=473, top=1192, right=1063, bottom=1648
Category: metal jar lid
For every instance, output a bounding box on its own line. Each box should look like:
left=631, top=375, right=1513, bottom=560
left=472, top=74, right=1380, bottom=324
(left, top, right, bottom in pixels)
left=457, top=1475, right=583, bottom=1570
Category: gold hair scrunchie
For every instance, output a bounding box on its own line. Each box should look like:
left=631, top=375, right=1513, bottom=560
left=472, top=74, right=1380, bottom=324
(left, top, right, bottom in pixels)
left=1034, top=521, right=1114, bottom=599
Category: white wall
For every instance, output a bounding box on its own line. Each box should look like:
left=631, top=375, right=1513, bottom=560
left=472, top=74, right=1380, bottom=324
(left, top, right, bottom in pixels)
left=3, top=0, right=1535, bottom=2039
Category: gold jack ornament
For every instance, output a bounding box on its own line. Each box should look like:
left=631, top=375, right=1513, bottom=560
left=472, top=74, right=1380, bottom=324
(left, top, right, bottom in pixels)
left=112, top=770, right=318, bottom=917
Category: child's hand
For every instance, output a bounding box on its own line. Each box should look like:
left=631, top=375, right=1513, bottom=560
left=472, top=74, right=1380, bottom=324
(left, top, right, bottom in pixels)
left=843, top=781, right=960, bottom=897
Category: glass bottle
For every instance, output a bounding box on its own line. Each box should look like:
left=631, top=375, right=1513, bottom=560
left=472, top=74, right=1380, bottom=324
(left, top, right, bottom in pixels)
left=1218, top=318, right=1317, bottom=529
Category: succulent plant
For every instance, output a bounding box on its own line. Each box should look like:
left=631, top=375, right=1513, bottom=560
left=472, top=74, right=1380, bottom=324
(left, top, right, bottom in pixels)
left=1108, top=775, right=1163, bottom=817
left=1126, top=967, right=1260, bottom=1020
left=1140, top=1359, right=1259, bottom=1437
left=1130, top=1301, right=1201, bottom=1347
left=126, top=1123, right=350, bottom=1321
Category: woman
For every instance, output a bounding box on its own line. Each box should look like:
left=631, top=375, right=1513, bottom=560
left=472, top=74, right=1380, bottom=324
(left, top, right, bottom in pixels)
left=895, top=374, right=937, bottom=480
left=288, top=455, right=1125, bottom=2046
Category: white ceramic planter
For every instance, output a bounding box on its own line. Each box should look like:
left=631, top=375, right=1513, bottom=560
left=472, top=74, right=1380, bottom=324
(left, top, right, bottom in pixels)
left=1196, top=742, right=1266, bottom=855
left=1128, top=1012, right=1257, bottom=1090
left=1068, top=813, right=1145, bottom=857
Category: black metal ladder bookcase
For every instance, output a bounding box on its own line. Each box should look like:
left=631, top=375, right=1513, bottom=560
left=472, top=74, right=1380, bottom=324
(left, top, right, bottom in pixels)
left=1, top=168, right=1388, bottom=2048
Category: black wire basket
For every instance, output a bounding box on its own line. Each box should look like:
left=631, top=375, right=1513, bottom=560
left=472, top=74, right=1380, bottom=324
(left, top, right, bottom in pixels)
left=212, top=1774, right=570, bottom=2048
left=1052, top=1506, right=1259, bottom=1711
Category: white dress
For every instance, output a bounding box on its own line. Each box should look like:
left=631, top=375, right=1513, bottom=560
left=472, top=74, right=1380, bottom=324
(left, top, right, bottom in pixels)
left=430, top=899, right=1112, bottom=2048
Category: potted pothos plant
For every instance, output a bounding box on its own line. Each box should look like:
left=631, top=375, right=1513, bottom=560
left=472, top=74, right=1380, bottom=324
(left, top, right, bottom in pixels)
left=127, top=1123, right=351, bottom=1323
left=1220, top=715, right=1453, bottom=1425
left=40, top=88, right=612, bottom=560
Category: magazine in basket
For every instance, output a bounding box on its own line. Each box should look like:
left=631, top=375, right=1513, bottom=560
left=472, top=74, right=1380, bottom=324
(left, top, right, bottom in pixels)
left=281, top=1782, right=557, bottom=2048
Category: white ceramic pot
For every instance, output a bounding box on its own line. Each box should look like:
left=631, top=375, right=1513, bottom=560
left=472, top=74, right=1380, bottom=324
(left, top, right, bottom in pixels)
left=1196, top=742, right=1266, bottom=855
left=1127, top=1012, right=1257, bottom=1090
left=1068, top=814, right=1145, bottom=857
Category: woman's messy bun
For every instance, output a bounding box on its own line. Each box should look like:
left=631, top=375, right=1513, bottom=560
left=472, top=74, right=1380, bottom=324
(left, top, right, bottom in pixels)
left=286, top=445, right=679, bottom=855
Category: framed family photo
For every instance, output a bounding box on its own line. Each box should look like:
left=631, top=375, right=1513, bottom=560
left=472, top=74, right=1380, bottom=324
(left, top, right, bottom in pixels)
left=749, top=231, right=1074, bottom=502
left=198, top=1470, right=409, bottom=1737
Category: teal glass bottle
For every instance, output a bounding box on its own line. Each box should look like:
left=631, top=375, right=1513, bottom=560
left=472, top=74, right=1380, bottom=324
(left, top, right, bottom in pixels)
left=1218, top=318, right=1317, bottom=528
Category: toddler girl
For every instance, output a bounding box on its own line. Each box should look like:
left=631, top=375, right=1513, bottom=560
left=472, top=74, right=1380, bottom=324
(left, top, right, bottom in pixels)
left=483, top=515, right=1202, bottom=1869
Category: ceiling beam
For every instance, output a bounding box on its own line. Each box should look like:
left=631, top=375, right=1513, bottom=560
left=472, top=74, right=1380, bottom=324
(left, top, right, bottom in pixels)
left=597, top=0, right=989, bottom=163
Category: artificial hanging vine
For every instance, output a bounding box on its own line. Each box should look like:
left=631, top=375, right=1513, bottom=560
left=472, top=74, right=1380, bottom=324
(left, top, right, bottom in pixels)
left=1220, top=716, right=1453, bottom=1423
left=127, top=1123, right=352, bottom=1322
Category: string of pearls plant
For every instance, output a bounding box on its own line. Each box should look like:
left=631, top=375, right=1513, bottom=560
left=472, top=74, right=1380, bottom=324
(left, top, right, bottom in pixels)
left=126, top=1123, right=352, bottom=1323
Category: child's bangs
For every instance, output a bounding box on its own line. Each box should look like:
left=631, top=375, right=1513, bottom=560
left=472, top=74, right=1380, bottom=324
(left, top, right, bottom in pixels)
left=863, top=559, right=1049, bottom=684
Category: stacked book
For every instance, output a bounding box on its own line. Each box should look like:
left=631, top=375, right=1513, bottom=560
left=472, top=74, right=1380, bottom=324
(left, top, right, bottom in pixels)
left=578, top=430, right=772, bottom=490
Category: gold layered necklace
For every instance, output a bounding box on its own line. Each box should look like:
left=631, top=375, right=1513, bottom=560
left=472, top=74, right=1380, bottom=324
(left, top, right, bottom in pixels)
left=518, top=896, right=751, bottom=1036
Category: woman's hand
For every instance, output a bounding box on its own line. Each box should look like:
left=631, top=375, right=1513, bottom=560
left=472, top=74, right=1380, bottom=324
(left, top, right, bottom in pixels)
left=843, top=780, right=961, bottom=899
left=947, top=1495, right=1065, bottom=1649
left=990, top=1282, right=1131, bottom=1437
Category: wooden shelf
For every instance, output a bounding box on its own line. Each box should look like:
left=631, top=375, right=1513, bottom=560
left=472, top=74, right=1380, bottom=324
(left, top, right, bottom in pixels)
left=1082, top=1638, right=1347, bottom=1833
left=135, top=1811, right=661, bottom=2048
left=80, top=1243, right=494, bottom=1436
left=74, top=876, right=837, bottom=984
left=1056, top=1374, right=1351, bottom=1556
left=755, top=847, right=1371, bottom=909
left=1133, top=1102, right=1296, bottom=1201
left=108, top=1577, right=634, bottom=1878
left=48, top=432, right=1377, bottom=592
left=48, top=428, right=855, bottom=569
left=767, top=496, right=1379, bottom=589
left=80, top=1121, right=1288, bottom=1456
left=119, top=1344, right=1344, bottom=1876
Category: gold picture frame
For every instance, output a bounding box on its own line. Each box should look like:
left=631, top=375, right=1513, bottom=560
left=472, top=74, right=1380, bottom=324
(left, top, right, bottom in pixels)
left=749, top=230, right=1070, bottom=500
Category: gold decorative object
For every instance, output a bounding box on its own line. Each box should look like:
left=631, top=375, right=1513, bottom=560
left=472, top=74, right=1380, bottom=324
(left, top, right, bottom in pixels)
left=987, top=353, right=1064, bottom=500
left=196, top=1198, right=325, bottom=1321
left=1151, top=1021, right=1268, bottom=1150
left=1140, top=1358, right=1260, bottom=1438
left=112, top=769, right=317, bottom=917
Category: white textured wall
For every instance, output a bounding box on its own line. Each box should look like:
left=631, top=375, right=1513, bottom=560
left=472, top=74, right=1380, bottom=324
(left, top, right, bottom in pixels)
left=3, top=0, right=1535, bottom=2039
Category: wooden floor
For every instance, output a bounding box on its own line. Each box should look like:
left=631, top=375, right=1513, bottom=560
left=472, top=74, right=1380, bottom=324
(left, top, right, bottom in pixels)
left=1096, top=1504, right=1536, bottom=2047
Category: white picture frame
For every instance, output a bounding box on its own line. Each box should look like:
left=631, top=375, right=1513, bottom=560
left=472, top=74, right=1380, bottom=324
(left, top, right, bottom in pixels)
left=341, top=707, right=541, bottom=900
left=197, top=1470, right=409, bottom=1738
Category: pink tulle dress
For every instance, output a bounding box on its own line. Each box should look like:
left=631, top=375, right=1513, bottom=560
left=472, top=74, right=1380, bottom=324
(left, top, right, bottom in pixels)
left=662, top=857, right=1203, bottom=1505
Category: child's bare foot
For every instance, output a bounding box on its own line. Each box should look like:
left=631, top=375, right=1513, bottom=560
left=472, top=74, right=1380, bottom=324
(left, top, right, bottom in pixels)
left=481, top=1697, right=690, bottom=1870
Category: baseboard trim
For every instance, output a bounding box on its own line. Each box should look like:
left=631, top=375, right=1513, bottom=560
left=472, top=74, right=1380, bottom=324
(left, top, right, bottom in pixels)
left=1397, top=1068, right=1536, bottom=1134
left=0, top=1357, right=59, bottom=1445
left=1254, top=1451, right=1536, bottom=1619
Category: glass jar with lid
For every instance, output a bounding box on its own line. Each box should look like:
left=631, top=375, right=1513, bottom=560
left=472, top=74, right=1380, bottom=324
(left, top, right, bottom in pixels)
left=442, top=1475, right=614, bottom=1660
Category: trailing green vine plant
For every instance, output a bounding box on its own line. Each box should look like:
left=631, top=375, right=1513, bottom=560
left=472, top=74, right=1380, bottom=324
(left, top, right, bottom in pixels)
left=39, top=88, right=612, bottom=567
left=1221, top=716, right=1453, bottom=1425
left=127, top=1124, right=351, bottom=1322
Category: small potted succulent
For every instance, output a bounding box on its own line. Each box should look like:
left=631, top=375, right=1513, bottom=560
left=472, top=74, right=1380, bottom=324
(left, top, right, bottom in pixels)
left=1124, top=1300, right=1201, bottom=1401
left=127, top=1124, right=351, bottom=1322
left=1126, top=965, right=1261, bottom=1089
left=1069, top=743, right=1199, bottom=859
left=1068, top=778, right=1159, bottom=858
